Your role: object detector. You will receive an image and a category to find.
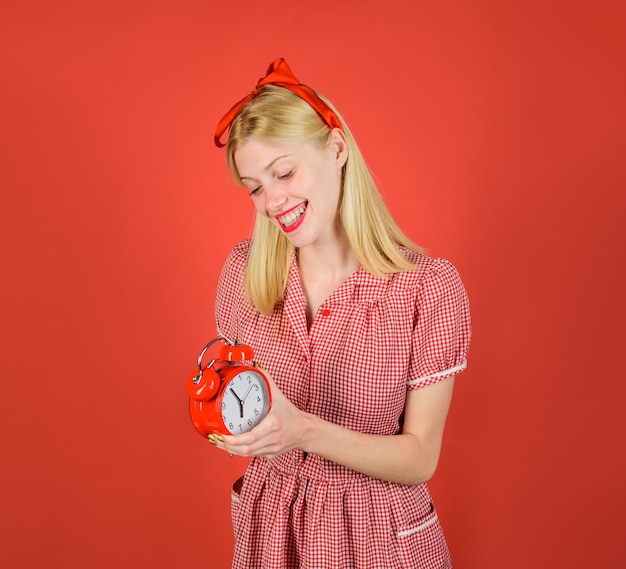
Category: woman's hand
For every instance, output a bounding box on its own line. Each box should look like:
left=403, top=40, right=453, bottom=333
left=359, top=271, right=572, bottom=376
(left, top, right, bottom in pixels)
left=213, top=370, right=310, bottom=459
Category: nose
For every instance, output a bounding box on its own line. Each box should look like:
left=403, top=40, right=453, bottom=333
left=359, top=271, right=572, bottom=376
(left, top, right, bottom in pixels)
left=263, top=184, right=288, bottom=214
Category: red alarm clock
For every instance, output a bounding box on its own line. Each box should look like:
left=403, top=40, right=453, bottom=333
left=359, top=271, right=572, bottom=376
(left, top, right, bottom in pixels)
left=186, top=337, right=272, bottom=437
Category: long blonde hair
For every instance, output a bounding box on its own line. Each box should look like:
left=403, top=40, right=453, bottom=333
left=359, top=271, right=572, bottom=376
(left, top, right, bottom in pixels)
left=225, top=85, right=421, bottom=314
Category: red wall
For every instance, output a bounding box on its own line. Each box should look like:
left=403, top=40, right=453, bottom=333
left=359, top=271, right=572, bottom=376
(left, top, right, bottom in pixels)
left=1, top=1, right=624, bottom=567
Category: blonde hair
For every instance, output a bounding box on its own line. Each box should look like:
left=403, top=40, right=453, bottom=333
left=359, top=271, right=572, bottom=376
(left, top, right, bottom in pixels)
left=225, top=85, right=421, bottom=314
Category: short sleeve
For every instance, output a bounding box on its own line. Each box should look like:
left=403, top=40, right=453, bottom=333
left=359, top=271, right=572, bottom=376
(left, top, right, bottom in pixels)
left=215, top=240, right=251, bottom=342
left=407, top=258, right=471, bottom=390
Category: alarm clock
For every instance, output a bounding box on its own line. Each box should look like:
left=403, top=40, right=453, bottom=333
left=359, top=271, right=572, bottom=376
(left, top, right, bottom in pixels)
left=186, top=337, right=272, bottom=437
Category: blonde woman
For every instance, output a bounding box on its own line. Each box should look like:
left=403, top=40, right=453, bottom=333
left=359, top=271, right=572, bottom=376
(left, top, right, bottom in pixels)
left=210, top=58, right=471, bottom=569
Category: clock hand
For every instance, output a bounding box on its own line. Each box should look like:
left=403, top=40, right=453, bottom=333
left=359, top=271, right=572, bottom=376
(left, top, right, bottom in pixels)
left=230, top=388, right=245, bottom=419
left=242, top=383, right=254, bottom=403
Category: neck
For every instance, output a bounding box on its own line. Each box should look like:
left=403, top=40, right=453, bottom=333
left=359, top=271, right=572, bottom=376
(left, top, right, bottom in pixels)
left=295, top=231, right=360, bottom=328
left=296, top=232, right=360, bottom=280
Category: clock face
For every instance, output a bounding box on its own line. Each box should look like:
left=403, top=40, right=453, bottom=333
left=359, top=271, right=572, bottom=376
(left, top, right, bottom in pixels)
left=220, top=369, right=271, bottom=435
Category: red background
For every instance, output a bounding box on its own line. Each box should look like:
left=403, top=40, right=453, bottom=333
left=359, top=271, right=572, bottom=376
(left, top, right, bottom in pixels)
left=1, top=1, right=625, bottom=567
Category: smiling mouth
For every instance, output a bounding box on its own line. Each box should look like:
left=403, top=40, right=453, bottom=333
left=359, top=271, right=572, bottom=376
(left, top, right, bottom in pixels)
left=277, top=203, right=307, bottom=228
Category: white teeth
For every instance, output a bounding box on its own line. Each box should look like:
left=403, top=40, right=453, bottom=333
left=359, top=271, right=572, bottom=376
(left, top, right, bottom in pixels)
left=279, top=206, right=306, bottom=227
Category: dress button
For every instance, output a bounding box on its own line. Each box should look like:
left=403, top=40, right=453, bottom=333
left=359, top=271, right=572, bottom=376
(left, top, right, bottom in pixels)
left=321, top=309, right=331, bottom=316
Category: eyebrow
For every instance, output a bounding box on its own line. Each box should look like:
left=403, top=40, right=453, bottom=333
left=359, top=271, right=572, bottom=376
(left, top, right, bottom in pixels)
left=239, top=154, right=293, bottom=181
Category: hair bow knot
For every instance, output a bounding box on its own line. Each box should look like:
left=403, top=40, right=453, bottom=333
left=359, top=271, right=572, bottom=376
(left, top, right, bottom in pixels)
left=214, top=58, right=342, bottom=147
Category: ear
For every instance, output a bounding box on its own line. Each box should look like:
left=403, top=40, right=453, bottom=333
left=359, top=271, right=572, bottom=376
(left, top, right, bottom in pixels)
left=329, top=128, right=349, bottom=169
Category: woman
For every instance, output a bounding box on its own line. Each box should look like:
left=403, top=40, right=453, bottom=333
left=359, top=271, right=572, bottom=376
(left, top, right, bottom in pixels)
left=209, top=58, right=471, bottom=568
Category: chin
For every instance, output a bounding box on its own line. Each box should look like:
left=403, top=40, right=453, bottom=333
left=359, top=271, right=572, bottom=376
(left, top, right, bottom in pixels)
left=284, top=232, right=316, bottom=250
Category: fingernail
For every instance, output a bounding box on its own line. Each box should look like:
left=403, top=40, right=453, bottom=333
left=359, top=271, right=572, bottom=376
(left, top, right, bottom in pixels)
left=217, top=435, right=225, bottom=442
left=208, top=434, right=216, bottom=445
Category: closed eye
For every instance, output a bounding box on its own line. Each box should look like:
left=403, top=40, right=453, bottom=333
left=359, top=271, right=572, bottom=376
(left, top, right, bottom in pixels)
left=278, top=170, right=294, bottom=181
left=249, top=186, right=262, bottom=196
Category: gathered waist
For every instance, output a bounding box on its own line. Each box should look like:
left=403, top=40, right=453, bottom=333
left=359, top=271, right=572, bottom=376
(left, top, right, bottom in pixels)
left=256, top=450, right=380, bottom=485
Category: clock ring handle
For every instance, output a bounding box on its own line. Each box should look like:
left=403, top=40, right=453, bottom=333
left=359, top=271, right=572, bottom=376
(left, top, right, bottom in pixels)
left=194, top=336, right=227, bottom=382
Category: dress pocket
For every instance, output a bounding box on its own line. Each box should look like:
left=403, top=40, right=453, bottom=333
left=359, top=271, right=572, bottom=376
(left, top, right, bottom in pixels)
left=394, top=502, right=451, bottom=568
left=231, top=476, right=244, bottom=539
left=396, top=502, right=439, bottom=537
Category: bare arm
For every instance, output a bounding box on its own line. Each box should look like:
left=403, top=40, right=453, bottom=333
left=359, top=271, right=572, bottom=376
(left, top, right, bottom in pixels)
left=215, top=373, right=455, bottom=486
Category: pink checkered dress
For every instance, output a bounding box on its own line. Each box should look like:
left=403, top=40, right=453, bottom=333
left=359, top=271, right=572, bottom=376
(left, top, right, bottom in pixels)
left=215, top=241, right=471, bottom=569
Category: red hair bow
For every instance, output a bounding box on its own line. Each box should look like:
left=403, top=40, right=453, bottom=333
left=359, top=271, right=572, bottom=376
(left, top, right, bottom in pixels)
left=214, top=58, right=343, bottom=147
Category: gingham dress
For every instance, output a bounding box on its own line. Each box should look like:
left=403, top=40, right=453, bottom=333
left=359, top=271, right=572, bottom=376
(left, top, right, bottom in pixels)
left=215, top=240, right=471, bottom=569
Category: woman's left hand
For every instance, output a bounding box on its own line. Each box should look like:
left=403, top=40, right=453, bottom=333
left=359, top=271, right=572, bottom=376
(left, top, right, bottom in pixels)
left=213, top=370, right=309, bottom=459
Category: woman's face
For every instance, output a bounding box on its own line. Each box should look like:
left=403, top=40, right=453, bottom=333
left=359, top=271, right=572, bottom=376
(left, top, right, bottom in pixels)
left=234, top=130, right=348, bottom=250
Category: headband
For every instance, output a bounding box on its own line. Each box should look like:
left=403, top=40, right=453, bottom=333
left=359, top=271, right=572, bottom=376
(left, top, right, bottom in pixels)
left=214, top=58, right=343, bottom=148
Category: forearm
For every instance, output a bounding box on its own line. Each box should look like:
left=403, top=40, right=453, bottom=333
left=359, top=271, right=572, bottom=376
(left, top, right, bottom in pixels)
left=299, top=411, right=441, bottom=486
